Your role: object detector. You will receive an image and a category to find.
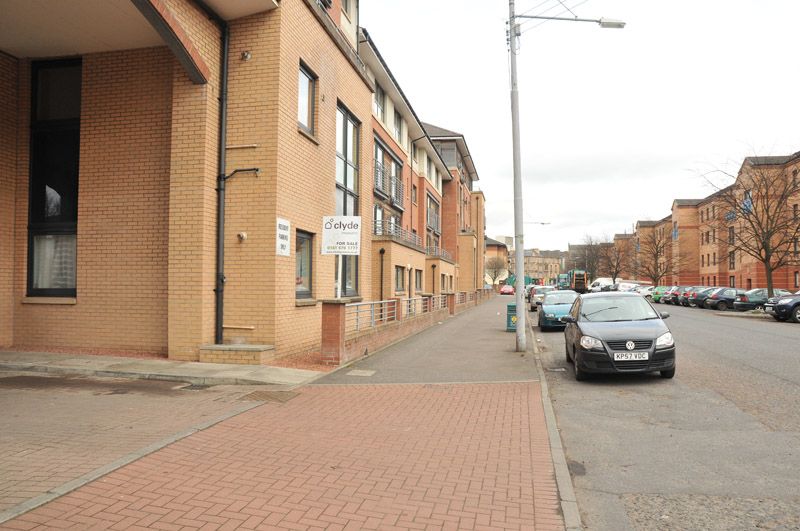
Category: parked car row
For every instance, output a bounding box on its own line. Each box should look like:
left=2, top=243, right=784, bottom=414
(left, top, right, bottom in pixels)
left=651, top=284, right=800, bottom=322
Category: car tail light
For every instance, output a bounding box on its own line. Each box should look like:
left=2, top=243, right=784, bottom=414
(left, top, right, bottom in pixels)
left=711, top=293, right=718, bottom=299
left=740, top=295, right=748, bottom=302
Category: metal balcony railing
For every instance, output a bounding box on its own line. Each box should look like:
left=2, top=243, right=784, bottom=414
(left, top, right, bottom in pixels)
left=426, top=246, right=452, bottom=261
left=373, top=220, right=422, bottom=248
left=374, top=160, right=404, bottom=208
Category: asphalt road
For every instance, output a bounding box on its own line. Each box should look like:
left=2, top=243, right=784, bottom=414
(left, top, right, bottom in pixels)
left=534, top=303, right=800, bottom=530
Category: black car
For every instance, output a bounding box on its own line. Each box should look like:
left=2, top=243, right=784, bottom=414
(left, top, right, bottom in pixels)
left=561, top=292, right=676, bottom=381
left=733, top=288, right=791, bottom=312
left=677, top=286, right=706, bottom=307
left=691, top=287, right=724, bottom=309
left=704, top=287, right=746, bottom=311
left=765, top=291, right=800, bottom=322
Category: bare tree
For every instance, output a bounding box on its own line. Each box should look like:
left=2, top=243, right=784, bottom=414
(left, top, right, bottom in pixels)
left=581, top=234, right=606, bottom=280
left=637, top=229, right=687, bottom=286
left=602, top=238, right=633, bottom=284
left=485, top=256, right=508, bottom=285
left=703, top=161, right=800, bottom=296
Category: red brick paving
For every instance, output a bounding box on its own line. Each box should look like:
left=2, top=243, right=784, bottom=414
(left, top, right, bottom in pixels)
left=2, top=383, right=564, bottom=530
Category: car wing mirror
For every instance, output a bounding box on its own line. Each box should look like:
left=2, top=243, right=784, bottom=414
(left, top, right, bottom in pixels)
left=536, top=300, right=542, bottom=305
left=560, top=316, right=576, bottom=324
left=660, top=312, right=670, bottom=319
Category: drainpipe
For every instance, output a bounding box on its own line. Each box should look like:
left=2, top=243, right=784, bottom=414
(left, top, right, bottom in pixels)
left=192, top=0, right=229, bottom=344
left=379, top=248, right=385, bottom=299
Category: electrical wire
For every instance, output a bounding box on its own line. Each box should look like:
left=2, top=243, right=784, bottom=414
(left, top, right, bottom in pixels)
left=519, top=0, right=590, bottom=34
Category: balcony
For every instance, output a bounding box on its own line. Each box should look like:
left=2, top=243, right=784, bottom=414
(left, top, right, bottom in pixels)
left=373, top=219, right=422, bottom=249
left=374, top=160, right=404, bottom=210
left=426, top=246, right=452, bottom=261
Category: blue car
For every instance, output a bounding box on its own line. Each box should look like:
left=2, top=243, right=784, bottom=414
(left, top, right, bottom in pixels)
left=537, top=290, right=579, bottom=331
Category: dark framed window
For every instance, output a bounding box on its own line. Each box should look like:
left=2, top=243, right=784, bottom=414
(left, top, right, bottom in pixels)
left=335, top=105, right=360, bottom=297
left=393, top=109, right=402, bottom=140
left=729, top=251, right=735, bottom=269
left=28, top=59, right=81, bottom=297
left=395, top=266, right=405, bottom=292
left=415, top=269, right=422, bottom=291
left=297, top=63, right=316, bottom=134
left=411, top=184, right=417, bottom=204
left=296, top=231, right=313, bottom=299
left=729, top=276, right=735, bottom=287
left=728, top=227, right=735, bottom=244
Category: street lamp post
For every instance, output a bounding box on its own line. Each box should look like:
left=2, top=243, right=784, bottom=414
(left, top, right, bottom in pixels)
left=507, top=1, right=624, bottom=352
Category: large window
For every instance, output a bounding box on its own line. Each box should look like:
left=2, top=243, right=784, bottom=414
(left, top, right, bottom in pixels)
left=728, top=226, right=735, bottom=244
left=415, top=269, right=422, bottom=291
left=729, top=251, right=735, bottom=269
left=28, top=60, right=81, bottom=297
left=297, top=63, right=316, bottom=134
left=335, top=105, right=359, bottom=296
left=393, top=109, right=403, bottom=141
left=296, top=231, right=313, bottom=299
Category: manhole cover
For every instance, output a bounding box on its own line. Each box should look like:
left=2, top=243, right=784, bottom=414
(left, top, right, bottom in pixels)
left=239, top=390, right=299, bottom=403
left=346, top=370, right=376, bottom=377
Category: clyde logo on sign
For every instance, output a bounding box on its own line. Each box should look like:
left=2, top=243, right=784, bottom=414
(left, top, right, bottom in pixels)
left=321, top=216, right=361, bottom=255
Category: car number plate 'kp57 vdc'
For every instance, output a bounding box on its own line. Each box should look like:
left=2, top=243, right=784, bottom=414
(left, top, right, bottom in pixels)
left=613, top=352, right=649, bottom=361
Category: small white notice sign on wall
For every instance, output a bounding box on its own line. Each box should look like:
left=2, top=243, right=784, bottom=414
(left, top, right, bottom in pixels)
left=321, top=216, right=361, bottom=255
left=276, top=217, right=291, bottom=256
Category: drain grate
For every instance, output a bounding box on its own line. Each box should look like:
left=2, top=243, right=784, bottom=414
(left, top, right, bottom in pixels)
left=239, top=390, right=299, bottom=403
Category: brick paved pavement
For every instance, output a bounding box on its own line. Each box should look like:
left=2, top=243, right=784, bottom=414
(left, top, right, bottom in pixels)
left=0, top=375, right=256, bottom=516
left=2, top=382, right=563, bottom=530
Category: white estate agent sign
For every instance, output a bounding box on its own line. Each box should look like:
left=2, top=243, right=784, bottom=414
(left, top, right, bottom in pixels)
left=276, top=217, right=290, bottom=257
left=321, top=216, right=361, bottom=255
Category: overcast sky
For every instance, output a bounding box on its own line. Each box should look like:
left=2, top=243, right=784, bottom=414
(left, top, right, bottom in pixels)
left=360, top=0, right=800, bottom=250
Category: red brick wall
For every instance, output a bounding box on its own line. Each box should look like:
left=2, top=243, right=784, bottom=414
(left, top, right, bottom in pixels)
left=12, top=48, right=173, bottom=354
left=0, top=53, right=17, bottom=348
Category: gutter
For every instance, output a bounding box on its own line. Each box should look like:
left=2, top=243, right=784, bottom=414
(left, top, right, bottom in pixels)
left=192, top=0, right=229, bottom=345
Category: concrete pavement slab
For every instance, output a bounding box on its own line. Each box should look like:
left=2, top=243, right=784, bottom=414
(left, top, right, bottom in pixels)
left=0, top=351, right=321, bottom=387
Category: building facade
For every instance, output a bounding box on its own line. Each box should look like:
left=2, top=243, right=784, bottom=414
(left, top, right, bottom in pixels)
left=0, top=0, right=488, bottom=363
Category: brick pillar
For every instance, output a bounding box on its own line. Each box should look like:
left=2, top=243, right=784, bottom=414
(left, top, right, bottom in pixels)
left=448, top=293, right=456, bottom=315
left=393, top=298, right=404, bottom=321
left=321, top=300, right=346, bottom=365
left=167, top=65, right=220, bottom=361
left=0, top=54, right=16, bottom=348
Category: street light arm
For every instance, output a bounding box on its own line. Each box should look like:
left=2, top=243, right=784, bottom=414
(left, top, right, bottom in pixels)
left=515, top=14, right=626, bottom=28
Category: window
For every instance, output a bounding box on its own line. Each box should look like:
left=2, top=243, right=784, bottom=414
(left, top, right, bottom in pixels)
left=713, top=252, right=716, bottom=265
left=297, top=63, right=316, bottom=133
left=335, top=105, right=360, bottom=296
left=395, top=266, right=405, bottom=292
left=415, top=269, right=422, bottom=291
left=729, top=251, right=735, bottom=269
left=441, top=273, right=446, bottom=292
left=373, top=83, right=385, bottom=122
left=701, top=255, right=705, bottom=267
left=795, top=238, right=799, bottom=256
left=729, top=276, right=735, bottom=288
left=728, top=227, right=735, bottom=245
left=373, top=205, right=383, bottom=234
left=411, top=184, right=417, bottom=204
left=426, top=156, right=432, bottom=178
left=28, top=60, right=81, bottom=297
left=712, top=229, right=716, bottom=242
left=296, top=231, right=313, bottom=299
left=746, top=278, right=752, bottom=290
left=795, top=271, right=799, bottom=288
left=341, top=0, right=353, bottom=18
left=700, top=210, right=704, bottom=222
left=393, top=109, right=402, bottom=141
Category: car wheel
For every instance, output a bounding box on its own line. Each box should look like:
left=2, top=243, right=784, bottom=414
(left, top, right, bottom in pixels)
left=791, top=306, right=800, bottom=323
left=660, top=368, right=676, bottom=379
left=717, top=301, right=728, bottom=311
left=565, top=343, right=572, bottom=363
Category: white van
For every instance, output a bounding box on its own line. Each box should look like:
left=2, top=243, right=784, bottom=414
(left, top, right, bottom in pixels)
left=589, top=278, right=615, bottom=292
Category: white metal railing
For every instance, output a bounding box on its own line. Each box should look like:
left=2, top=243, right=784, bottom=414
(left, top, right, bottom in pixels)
left=467, top=291, right=476, bottom=302
left=426, top=246, right=452, bottom=261
left=374, top=161, right=404, bottom=206
left=373, top=219, right=422, bottom=248
left=457, top=292, right=466, bottom=305
left=345, top=299, right=399, bottom=335
left=404, top=297, right=427, bottom=317
left=431, top=294, right=448, bottom=311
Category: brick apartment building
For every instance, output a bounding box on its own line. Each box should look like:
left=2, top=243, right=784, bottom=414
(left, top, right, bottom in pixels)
left=626, top=153, right=800, bottom=290
left=484, top=236, right=509, bottom=285
left=0, top=0, right=486, bottom=364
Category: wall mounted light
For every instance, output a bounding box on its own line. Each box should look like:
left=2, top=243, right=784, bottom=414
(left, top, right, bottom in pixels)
left=241, top=51, right=252, bottom=61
